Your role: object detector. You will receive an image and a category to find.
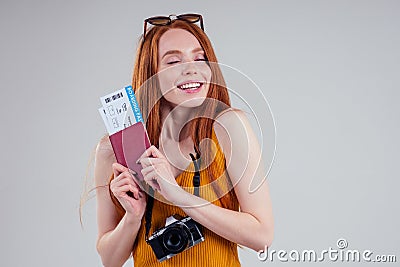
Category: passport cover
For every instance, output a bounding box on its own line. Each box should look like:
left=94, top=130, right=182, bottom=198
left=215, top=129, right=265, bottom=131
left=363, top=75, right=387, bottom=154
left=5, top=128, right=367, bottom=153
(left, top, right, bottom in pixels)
left=108, top=121, right=151, bottom=182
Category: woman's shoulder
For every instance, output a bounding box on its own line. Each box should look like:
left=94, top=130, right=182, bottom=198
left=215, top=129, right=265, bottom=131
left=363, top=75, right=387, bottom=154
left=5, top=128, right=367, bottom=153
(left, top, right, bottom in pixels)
left=213, top=108, right=251, bottom=153
left=214, top=108, right=248, bottom=125
left=95, top=134, right=116, bottom=162
left=94, top=135, right=116, bottom=185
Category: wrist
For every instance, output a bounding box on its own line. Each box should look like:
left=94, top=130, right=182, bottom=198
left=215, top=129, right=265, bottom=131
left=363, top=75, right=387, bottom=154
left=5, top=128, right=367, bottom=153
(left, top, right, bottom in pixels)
left=170, top=187, right=195, bottom=207
left=124, top=212, right=142, bottom=228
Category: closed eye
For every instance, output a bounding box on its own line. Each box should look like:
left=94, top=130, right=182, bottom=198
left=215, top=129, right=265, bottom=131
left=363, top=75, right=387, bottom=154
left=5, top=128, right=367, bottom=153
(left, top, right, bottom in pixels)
left=167, top=60, right=180, bottom=64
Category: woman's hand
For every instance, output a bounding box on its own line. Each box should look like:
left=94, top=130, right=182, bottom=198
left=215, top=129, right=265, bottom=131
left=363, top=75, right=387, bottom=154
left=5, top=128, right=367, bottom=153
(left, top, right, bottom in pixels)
left=137, top=145, right=185, bottom=203
left=110, top=163, right=147, bottom=222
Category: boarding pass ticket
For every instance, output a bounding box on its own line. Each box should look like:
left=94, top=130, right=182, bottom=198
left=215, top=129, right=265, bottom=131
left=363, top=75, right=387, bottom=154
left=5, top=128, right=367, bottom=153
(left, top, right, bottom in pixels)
left=98, top=85, right=143, bottom=135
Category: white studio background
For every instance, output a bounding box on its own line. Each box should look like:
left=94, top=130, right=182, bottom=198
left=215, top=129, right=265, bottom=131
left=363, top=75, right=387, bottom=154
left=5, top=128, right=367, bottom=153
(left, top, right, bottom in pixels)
left=0, top=0, right=399, bottom=266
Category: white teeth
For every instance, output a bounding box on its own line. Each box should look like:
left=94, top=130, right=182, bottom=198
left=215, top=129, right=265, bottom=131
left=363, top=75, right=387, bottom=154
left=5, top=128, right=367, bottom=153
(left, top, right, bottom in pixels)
left=179, top=82, right=201, bottom=90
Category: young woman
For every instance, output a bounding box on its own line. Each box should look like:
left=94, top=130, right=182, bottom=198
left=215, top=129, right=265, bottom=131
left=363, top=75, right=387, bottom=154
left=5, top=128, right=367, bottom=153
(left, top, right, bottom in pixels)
left=94, top=14, right=273, bottom=267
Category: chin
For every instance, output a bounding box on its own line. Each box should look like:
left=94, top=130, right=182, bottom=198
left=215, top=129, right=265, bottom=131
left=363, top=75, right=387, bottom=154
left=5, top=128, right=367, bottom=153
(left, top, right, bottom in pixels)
left=180, top=97, right=207, bottom=108
left=163, top=88, right=209, bottom=108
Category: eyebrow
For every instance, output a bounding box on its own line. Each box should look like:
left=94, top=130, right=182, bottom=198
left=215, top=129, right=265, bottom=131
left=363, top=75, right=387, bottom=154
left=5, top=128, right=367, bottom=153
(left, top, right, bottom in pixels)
left=161, top=47, right=204, bottom=60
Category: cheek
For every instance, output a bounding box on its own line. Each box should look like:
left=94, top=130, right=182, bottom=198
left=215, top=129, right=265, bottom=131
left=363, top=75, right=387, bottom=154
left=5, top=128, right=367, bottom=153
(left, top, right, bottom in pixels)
left=202, top=66, right=212, bottom=82
left=157, top=71, right=175, bottom=95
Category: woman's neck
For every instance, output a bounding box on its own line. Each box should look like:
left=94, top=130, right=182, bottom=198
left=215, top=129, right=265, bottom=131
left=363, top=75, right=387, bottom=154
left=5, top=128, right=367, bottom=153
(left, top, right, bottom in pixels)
left=160, top=102, right=197, bottom=142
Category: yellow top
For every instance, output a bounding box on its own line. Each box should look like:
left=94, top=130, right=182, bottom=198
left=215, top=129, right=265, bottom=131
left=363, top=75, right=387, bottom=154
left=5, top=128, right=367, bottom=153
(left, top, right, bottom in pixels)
left=132, top=129, right=241, bottom=266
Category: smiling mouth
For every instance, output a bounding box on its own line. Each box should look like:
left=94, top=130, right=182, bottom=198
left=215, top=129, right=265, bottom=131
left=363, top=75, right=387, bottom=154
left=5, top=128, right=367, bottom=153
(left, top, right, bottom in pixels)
left=177, top=82, right=203, bottom=91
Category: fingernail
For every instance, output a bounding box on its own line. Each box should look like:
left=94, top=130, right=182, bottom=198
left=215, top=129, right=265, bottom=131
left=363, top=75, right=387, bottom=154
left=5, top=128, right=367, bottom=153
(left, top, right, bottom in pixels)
left=129, top=169, right=137, bottom=175
left=136, top=159, right=140, bottom=164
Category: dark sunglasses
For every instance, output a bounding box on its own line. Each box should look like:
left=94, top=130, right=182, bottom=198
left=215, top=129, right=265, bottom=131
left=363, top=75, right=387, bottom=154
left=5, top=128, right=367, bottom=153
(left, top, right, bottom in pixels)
left=143, top=13, right=204, bottom=39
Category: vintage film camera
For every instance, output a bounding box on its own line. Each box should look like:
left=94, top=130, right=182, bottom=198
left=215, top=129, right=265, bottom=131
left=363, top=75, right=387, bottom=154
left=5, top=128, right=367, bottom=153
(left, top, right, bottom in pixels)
left=146, top=152, right=203, bottom=261
left=146, top=214, right=205, bottom=262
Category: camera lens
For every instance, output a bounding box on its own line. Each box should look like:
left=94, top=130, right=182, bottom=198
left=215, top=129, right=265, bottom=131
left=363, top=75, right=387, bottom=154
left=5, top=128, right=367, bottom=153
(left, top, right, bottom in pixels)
left=162, top=224, right=190, bottom=253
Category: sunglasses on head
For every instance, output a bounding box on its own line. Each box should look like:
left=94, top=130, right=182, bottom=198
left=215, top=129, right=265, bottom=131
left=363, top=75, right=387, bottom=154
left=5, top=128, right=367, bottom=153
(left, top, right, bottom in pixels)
left=143, top=13, right=204, bottom=39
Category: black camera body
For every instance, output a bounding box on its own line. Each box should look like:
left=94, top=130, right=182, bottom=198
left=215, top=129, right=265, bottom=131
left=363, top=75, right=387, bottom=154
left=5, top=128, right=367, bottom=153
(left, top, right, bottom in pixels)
left=146, top=214, right=205, bottom=262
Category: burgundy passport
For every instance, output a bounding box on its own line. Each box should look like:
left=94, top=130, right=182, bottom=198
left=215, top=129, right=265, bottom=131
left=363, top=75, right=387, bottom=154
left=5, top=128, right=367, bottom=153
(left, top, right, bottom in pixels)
left=108, top=122, right=151, bottom=182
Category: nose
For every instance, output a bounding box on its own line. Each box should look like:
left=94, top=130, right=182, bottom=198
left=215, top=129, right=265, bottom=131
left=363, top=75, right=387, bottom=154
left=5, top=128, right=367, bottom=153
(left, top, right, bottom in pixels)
left=181, top=61, right=198, bottom=75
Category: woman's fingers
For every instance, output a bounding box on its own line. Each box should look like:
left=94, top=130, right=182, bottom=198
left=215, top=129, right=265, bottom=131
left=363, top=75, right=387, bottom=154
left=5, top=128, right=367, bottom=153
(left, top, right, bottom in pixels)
left=111, top=183, right=140, bottom=200
left=112, top=172, right=139, bottom=187
left=137, top=157, right=164, bottom=168
left=112, top=162, right=126, bottom=176
left=111, top=163, right=139, bottom=187
left=108, top=163, right=147, bottom=217
left=111, top=184, right=142, bottom=200
left=110, top=169, right=143, bottom=200
left=110, top=180, right=138, bottom=193
left=137, top=145, right=165, bottom=163
left=112, top=162, right=137, bottom=177
left=140, top=165, right=158, bottom=177
left=135, top=146, right=182, bottom=201
left=141, top=169, right=162, bottom=191
left=111, top=179, right=141, bottom=197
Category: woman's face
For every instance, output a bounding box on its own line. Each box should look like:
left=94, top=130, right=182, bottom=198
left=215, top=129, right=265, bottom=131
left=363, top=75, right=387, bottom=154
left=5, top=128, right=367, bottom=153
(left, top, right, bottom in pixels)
left=157, top=28, right=212, bottom=108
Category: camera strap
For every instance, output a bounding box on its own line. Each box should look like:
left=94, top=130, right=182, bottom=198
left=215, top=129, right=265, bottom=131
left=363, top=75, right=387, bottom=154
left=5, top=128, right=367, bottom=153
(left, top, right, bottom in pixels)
left=144, top=149, right=201, bottom=240
left=144, top=187, right=155, bottom=241
left=189, top=152, right=201, bottom=197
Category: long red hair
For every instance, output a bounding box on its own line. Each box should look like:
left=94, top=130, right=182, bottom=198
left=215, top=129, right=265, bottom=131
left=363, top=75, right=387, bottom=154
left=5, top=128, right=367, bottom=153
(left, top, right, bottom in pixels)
left=110, top=20, right=237, bottom=215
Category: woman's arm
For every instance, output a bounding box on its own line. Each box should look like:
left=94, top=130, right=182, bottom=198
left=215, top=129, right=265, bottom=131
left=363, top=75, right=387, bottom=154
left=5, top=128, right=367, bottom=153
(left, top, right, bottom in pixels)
left=94, top=136, right=146, bottom=267
left=180, top=109, right=273, bottom=251
left=138, top=110, right=273, bottom=252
